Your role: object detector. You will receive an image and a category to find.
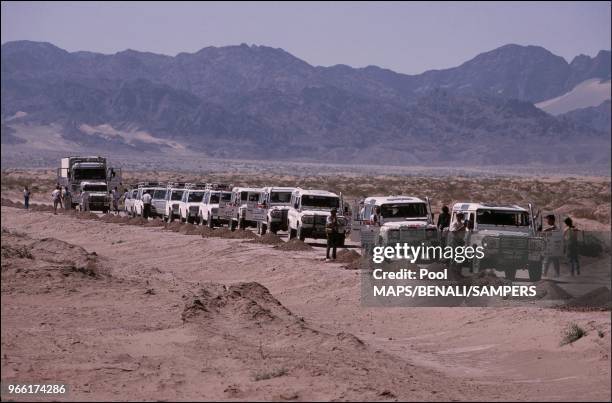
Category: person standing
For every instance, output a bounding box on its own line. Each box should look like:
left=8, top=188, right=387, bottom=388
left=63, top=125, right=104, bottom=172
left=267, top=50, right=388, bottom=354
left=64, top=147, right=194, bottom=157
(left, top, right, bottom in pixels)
left=81, top=189, right=90, bottom=212
left=23, top=186, right=31, bottom=209
left=563, top=217, right=580, bottom=276
left=111, top=186, right=120, bottom=214
left=326, top=208, right=339, bottom=260
left=51, top=186, right=62, bottom=214
left=437, top=205, right=451, bottom=231
left=448, top=212, right=467, bottom=276
left=370, top=206, right=382, bottom=226
left=542, top=214, right=561, bottom=277
left=142, top=190, right=152, bottom=219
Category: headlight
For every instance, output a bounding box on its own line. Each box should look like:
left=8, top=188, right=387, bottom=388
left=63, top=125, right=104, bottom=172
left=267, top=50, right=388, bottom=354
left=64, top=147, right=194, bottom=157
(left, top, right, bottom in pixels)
left=528, top=238, right=544, bottom=251
left=388, top=230, right=400, bottom=241
left=302, top=215, right=314, bottom=224
left=483, top=236, right=500, bottom=249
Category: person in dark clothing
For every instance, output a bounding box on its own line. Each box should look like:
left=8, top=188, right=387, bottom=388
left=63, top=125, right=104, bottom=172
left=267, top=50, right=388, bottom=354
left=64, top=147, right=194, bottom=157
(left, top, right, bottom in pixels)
left=437, top=205, right=451, bottom=231
left=23, top=186, right=31, bottom=209
left=326, top=208, right=339, bottom=260
left=564, top=217, right=580, bottom=276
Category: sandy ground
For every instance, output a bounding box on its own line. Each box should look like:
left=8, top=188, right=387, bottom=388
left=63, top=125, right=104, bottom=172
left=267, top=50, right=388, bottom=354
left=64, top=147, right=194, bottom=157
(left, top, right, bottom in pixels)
left=1, top=205, right=610, bottom=402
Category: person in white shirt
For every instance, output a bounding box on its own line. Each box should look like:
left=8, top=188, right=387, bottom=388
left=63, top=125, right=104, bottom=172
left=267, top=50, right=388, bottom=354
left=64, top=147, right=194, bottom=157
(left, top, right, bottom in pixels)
left=51, top=185, right=62, bottom=214
left=142, top=191, right=152, bottom=219
left=81, top=190, right=90, bottom=212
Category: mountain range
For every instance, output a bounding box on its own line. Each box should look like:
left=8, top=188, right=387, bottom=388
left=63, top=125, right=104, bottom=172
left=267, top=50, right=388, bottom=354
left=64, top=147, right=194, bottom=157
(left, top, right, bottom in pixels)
left=1, top=40, right=610, bottom=166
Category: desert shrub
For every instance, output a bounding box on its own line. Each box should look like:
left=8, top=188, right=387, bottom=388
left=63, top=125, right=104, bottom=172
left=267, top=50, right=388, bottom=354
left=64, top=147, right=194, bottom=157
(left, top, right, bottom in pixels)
left=560, top=323, right=586, bottom=346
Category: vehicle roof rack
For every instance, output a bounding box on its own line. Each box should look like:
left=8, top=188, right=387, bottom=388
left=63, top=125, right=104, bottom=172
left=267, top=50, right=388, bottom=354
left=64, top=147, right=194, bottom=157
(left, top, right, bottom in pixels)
left=184, top=183, right=208, bottom=190
left=136, top=181, right=164, bottom=188
left=205, top=182, right=232, bottom=190
left=166, top=182, right=189, bottom=189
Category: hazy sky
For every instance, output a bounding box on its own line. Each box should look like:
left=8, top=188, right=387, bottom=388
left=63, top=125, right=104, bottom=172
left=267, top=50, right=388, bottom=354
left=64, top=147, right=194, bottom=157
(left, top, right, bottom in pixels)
left=2, top=1, right=610, bottom=74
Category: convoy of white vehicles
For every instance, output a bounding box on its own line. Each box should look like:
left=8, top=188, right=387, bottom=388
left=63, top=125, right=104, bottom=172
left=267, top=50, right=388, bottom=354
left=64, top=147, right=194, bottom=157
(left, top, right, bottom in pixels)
left=58, top=157, right=551, bottom=283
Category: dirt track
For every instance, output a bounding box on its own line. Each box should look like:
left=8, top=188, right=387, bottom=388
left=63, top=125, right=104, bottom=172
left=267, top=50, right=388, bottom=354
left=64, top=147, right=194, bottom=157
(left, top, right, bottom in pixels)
left=1, top=206, right=611, bottom=401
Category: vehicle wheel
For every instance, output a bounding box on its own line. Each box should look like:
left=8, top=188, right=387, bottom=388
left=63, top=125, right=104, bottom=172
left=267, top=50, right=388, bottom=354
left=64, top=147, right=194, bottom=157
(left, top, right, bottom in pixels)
left=230, top=219, right=237, bottom=231
left=528, top=262, right=543, bottom=282
left=289, top=228, right=297, bottom=240
left=298, top=225, right=306, bottom=242
left=261, top=222, right=267, bottom=236
left=239, top=217, right=246, bottom=230
left=504, top=268, right=517, bottom=281
left=207, top=214, right=214, bottom=229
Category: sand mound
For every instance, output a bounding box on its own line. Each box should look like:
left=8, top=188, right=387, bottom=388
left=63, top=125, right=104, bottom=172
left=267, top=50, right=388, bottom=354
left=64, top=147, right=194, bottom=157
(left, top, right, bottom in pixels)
left=561, top=287, right=611, bottom=310
left=182, top=282, right=294, bottom=325
left=200, top=227, right=258, bottom=239
left=1, top=198, right=18, bottom=208
left=247, top=232, right=284, bottom=245
left=335, top=249, right=361, bottom=264
left=100, top=214, right=129, bottom=224
left=178, top=223, right=204, bottom=235
left=143, top=218, right=165, bottom=227
left=274, top=239, right=313, bottom=251
left=125, top=217, right=149, bottom=226
left=164, top=221, right=183, bottom=232
left=534, top=280, right=573, bottom=300
left=1, top=230, right=105, bottom=283
left=75, top=211, right=99, bottom=220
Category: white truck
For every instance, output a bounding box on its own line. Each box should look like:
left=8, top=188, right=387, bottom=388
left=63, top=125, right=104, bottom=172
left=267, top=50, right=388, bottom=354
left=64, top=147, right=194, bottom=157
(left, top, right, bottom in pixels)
left=287, top=189, right=347, bottom=244
left=57, top=156, right=121, bottom=210
left=255, top=187, right=297, bottom=235
left=78, top=181, right=111, bottom=213
left=357, top=196, right=438, bottom=248
left=178, top=184, right=208, bottom=224
left=197, top=184, right=233, bottom=228
left=224, top=187, right=264, bottom=230
left=448, top=202, right=544, bottom=281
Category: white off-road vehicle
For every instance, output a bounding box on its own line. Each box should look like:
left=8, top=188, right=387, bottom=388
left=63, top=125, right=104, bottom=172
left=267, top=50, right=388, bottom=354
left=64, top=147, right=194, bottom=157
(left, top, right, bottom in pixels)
left=358, top=196, right=438, bottom=248
left=133, top=183, right=159, bottom=217
left=78, top=181, right=110, bottom=213
left=255, top=187, right=297, bottom=235
left=448, top=202, right=544, bottom=281
left=224, top=187, right=264, bottom=230
left=178, top=185, right=207, bottom=224
left=123, top=188, right=138, bottom=216
left=197, top=184, right=232, bottom=228
left=163, top=183, right=187, bottom=222
left=150, top=186, right=168, bottom=218
left=287, top=189, right=346, bottom=243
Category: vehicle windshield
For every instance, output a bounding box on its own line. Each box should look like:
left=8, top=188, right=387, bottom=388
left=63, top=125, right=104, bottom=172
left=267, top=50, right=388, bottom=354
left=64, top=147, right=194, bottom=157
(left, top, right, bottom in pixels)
left=270, top=191, right=292, bottom=204
left=221, top=192, right=231, bottom=202
left=153, top=189, right=167, bottom=199
left=209, top=192, right=231, bottom=204
left=380, top=203, right=427, bottom=219
left=82, top=184, right=107, bottom=192
left=301, top=195, right=339, bottom=209
left=171, top=190, right=184, bottom=201
left=240, top=192, right=260, bottom=202
left=188, top=192, right=205, bottom=203
left=74, top=168, right=106, bottom=181
left=476, top=209, right=530, bottom=226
